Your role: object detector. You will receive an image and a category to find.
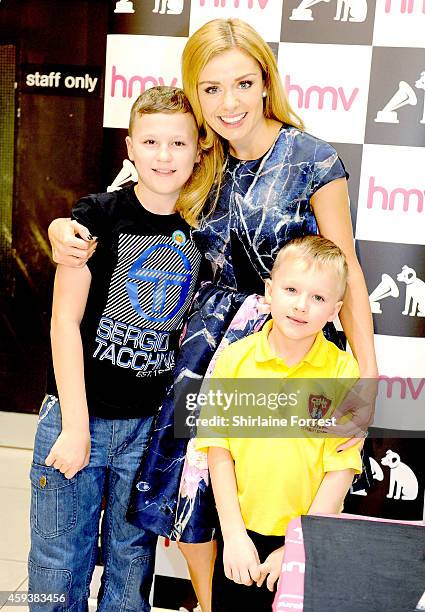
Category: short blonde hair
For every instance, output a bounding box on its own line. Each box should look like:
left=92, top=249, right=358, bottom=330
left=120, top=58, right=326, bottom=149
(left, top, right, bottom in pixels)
left=271, top=235, right=348, bottom=298
left=128, top=86, right=207, bottom=227
left=181, top=18, right=305, bottom=224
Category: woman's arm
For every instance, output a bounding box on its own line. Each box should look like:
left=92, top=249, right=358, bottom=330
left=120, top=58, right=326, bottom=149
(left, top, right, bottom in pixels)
left=311, top=178, right=378, bottom=378
left=45, top=264, right=92, bottom=478
left=312, top=179, right=378, bottom=442
left=208, top=446, right=260, bottom=585
left=308, top=468, right=356, bottom=515
left=48, top=218, right=96, bottom=267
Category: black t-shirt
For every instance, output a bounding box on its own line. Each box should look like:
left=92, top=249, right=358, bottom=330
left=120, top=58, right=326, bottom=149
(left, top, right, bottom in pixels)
left=46, top=185, right=203, bottom=419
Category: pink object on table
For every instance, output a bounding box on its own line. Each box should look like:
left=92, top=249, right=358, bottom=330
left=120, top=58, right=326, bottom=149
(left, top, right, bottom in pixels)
left=273, top=513, right=425, bottom=611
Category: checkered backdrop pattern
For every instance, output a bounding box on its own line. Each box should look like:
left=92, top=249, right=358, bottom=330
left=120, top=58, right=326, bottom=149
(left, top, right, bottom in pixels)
left=104, top=1, right=425, bottom=606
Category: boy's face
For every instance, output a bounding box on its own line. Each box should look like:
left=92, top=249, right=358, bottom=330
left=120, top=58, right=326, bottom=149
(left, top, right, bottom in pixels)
left=264, top=254, right=344, bottom=343
left=126, top=112, right=200, bottom=207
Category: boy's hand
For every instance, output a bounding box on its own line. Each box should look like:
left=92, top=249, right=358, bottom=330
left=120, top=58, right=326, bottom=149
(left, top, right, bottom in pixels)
left=45, top=428, right=91, bottom=479
left=256, top=545, right=285, bottom=592
left=223, top=532, right=261, bottom=586
left=49, top=218, right=97, bottom=267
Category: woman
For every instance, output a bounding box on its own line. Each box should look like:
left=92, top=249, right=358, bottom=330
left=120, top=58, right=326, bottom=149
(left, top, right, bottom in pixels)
left=49, top=19, right=377, bottom=611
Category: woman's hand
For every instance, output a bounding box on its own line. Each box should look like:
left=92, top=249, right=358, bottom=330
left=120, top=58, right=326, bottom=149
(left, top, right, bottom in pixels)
left=48, top=218, right=97, bottom=267
left=256, top=545, right=285, bottom=592
left=325, top=377, right=378, bottom=450
left=223, top=531, right=261, bottom=586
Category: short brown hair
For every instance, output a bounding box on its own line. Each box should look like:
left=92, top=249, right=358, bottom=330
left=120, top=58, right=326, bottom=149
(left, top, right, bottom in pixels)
left=271, top=235, right=348, bottom=298
left=128, top=86, right=206, bottom=227
left=128, top=86, right=193, bottom=135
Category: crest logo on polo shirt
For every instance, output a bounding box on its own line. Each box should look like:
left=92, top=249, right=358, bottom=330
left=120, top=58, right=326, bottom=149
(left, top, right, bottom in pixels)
left=308, top=394, right=332, bottom=419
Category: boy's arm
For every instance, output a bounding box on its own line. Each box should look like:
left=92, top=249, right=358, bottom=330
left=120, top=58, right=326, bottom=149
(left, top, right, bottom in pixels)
left=208, top=446, right=261, bottom=586
left=45, top=264, right=92, bottom=479
left=256, top=467, right=357, bottom=592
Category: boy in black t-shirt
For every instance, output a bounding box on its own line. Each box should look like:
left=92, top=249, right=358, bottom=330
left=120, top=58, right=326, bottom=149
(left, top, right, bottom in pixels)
left=28, top=87, right=203, bottom=611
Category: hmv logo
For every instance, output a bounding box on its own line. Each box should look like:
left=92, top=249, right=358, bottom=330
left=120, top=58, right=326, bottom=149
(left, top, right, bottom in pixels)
left=285, top=75, right=358, bottom=111
left=369, top=265, right=425, bottom=317
left=367, top=177, right=424, bottom=213
left=384, top=0, right=425, bottom=13
left=375, top=72, right=425, bottom=125
left=290, top=0, right=368, bottom=22
left=111, top=67, right=178, bottom=98
left=199, top=0, right=269, bottom=7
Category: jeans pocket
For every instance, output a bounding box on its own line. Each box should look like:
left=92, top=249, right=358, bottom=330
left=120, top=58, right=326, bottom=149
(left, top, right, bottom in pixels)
left=30, top=463, right=78, bottom=538
left=121, top=555, right=154, bottom=612
left=28, top=559, right=71, bottom=611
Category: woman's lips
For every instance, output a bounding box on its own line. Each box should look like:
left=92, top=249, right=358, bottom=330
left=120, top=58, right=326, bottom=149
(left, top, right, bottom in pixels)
left=219, top=112, right=247, bottom=127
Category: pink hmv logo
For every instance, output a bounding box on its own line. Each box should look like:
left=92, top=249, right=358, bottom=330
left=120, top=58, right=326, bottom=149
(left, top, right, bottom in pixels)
left=367, top=177, right=424, bottom=213
left=285, top=74, right=358, bottom=111
left=384, top=0, right=425, bottom=13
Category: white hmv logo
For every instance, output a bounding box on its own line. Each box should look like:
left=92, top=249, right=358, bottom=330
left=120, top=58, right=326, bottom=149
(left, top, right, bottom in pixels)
left=381, top=450, right=419, bottom=500
left=114, top=0, right=135, bottom=13
left=369, top=266, right=425, bottom=317
left=375, top=71, right=425, bottom=124
left=107, top=159, right=138, bottom=193
left=290, top=0, right=367, bottom=22
left=152, top=0, right=184, bottom=14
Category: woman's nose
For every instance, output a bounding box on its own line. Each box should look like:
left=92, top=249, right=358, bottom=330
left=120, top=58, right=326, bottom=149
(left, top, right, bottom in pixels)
left=222, top=88, right=239, bottom=111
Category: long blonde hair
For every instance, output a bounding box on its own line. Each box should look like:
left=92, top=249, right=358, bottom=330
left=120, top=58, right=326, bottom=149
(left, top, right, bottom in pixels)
left=128, top=85, right=208, bottom=227
left=181, top=18, right=304, bottom=225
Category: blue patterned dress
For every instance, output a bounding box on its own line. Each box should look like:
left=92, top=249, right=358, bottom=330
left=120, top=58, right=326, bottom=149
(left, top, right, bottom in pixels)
left=127, top=126, right=350, bottom=542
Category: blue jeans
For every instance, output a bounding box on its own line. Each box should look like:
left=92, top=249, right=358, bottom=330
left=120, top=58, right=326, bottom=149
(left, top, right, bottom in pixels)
left=28, top=395, right=157, bottom=612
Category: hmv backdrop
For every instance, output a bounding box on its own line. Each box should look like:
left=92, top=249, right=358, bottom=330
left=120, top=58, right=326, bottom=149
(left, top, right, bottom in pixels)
left=100, top=1, right=425, bottom=604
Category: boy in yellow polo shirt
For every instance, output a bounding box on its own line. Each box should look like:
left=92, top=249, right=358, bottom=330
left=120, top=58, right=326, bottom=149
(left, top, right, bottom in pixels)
left=196, top=235, right=362, bottom=611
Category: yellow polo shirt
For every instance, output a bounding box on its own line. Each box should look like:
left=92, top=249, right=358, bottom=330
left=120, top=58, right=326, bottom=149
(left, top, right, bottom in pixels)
left=195, top=319, right=362, bottom=536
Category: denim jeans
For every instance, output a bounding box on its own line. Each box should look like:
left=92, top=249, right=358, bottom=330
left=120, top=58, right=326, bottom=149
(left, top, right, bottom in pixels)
left=28, top=395, right=157, bottom=612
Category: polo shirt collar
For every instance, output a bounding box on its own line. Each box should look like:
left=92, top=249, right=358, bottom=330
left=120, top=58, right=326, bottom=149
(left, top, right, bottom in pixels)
left=255, top=319, right=328, bottom=368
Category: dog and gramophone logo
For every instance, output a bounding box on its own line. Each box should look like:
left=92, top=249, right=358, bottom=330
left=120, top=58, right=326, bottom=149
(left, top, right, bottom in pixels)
left=281, top=0, right=375, bottom=45
left=365, top=47, right=425, bottom=147
left=111, top=0, right=190, bottom=36
left=356, top=240, right=425, bottom=337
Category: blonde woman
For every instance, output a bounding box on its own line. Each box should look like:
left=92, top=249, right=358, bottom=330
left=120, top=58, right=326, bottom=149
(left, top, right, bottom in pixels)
left=49, top=19, right=377, bottom=611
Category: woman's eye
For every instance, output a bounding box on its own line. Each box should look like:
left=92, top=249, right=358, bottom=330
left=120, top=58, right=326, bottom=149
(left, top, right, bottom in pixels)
left=173, top=141, right=185, bottom=147
left=239, top=80, right=253, bottom=89
left=204, top=86, right=219, bottom=95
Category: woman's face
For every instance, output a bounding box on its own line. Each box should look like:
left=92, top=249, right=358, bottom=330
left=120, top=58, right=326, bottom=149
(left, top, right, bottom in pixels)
left=197, top=48, right=268, bottom=156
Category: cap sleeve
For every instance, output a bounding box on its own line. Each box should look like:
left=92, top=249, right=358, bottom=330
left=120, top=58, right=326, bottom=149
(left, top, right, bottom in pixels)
left=310, top=142, right=349, bottom=195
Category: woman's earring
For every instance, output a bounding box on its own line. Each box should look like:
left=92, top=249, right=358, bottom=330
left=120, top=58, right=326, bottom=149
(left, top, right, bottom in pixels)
left=262, top=90, right=267, bottom=98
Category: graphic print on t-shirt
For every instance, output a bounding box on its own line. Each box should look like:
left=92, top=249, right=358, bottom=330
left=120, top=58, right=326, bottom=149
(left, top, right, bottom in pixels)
left=94, top=232, right=201, bottom=377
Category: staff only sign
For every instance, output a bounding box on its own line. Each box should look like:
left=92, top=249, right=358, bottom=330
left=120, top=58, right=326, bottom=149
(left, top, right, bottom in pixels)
left=21, top=64, right=102, bottom=97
